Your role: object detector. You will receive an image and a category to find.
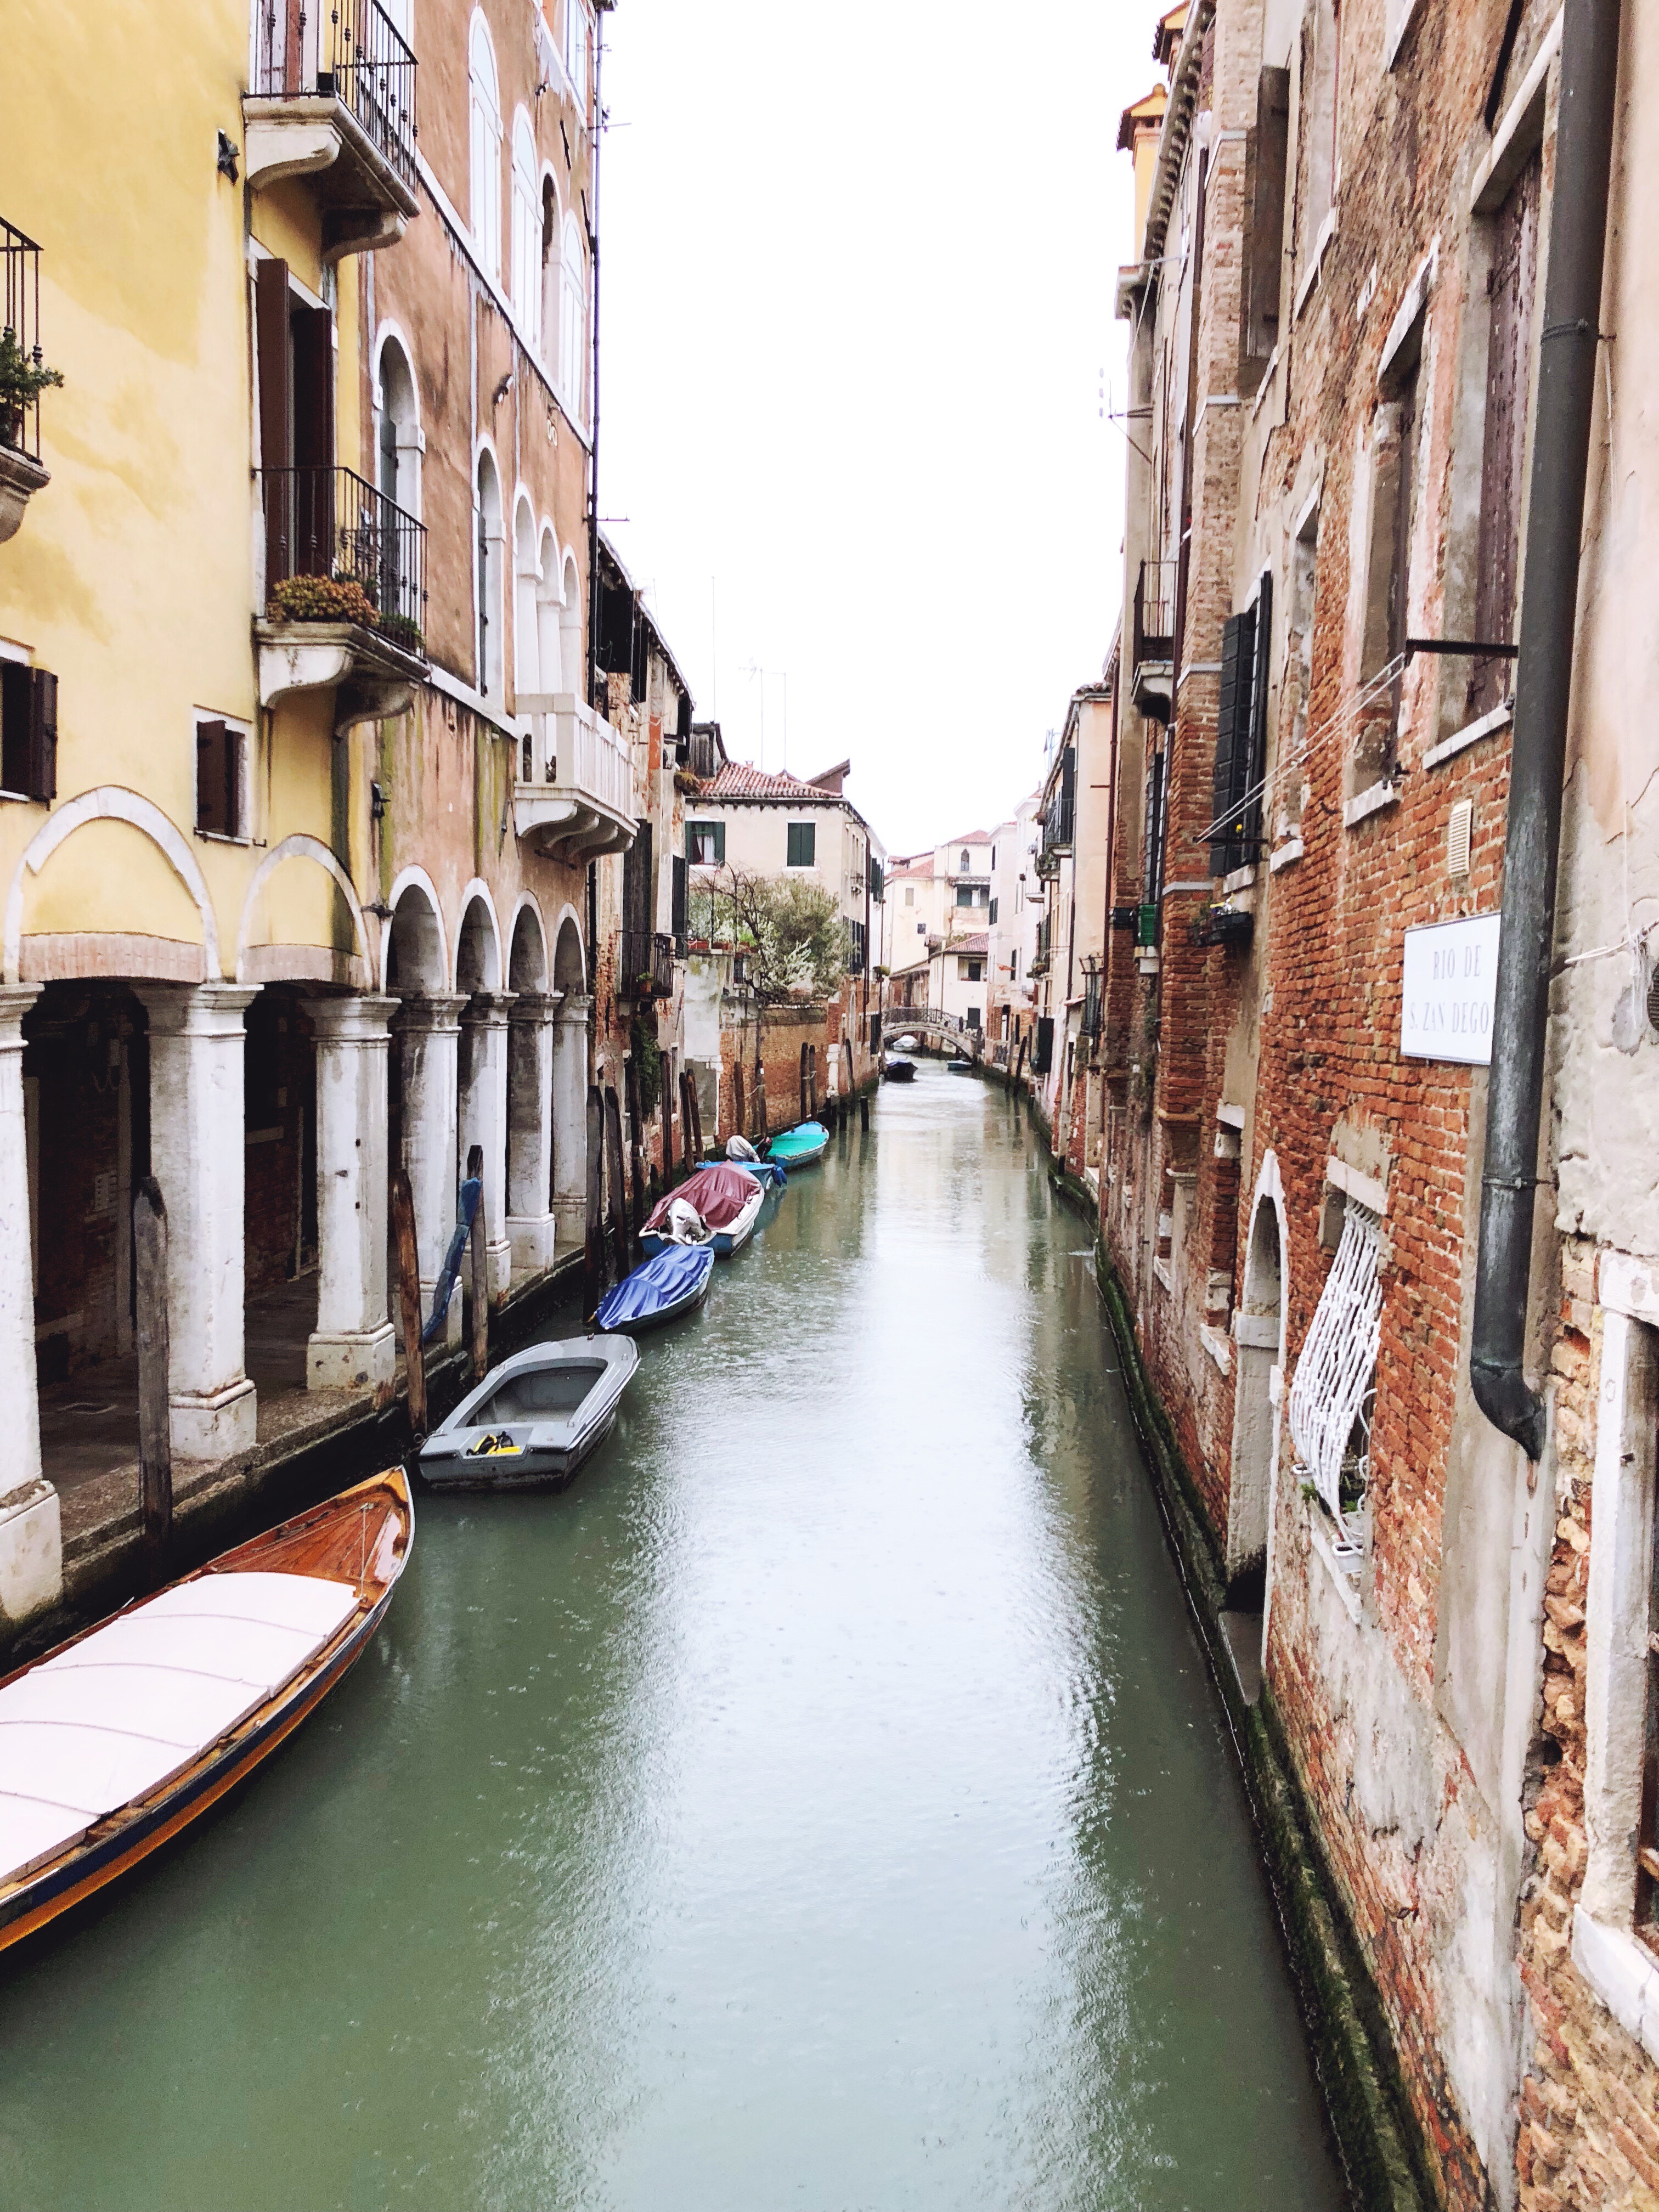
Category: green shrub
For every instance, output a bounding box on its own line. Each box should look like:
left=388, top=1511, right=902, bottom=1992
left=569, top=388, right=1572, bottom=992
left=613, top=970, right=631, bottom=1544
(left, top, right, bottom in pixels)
left=267, top=574, right=380, bottom=629
left=631, top=1017, right=662, bottom=1116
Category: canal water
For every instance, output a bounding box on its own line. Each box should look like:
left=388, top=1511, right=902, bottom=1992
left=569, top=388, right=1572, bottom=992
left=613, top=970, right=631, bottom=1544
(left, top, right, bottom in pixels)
left=0, top=1067, right=1345, bottom=2212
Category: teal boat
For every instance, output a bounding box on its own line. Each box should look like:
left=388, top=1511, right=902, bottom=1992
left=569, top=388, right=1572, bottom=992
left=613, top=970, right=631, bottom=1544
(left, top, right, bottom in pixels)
left=768, top=1120, right=829, bottom=1169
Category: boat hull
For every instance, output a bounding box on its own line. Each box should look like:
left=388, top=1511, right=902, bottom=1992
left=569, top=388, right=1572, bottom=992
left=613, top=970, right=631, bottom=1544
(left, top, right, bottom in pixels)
left=639, top=1227, right=713, bottom=1259
left=417, top=1334, right=639, bottom=1492
left=419, top=1409, right=618, bottom=1490
left=0, top=1469, right=411, bottom=1955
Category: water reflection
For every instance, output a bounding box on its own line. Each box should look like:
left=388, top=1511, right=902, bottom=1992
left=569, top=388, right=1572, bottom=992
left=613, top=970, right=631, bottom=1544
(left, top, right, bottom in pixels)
left=0, top=1069, right=1342, bottom=2211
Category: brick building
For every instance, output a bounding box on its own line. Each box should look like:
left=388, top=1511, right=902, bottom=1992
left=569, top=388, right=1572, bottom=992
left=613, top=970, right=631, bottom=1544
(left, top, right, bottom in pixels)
left=1091, top=0, right=1659, bottom=2204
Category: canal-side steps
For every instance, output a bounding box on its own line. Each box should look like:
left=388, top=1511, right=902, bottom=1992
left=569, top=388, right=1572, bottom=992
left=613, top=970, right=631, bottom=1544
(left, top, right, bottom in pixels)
left=1032, top=1159, right=1432, bottom=2212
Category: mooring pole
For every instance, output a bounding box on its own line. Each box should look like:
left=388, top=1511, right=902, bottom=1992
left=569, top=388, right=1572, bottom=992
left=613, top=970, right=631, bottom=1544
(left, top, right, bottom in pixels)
left=604, top=1084, right=629, bottom=1278
left=624, top=1054, right=646, bottom=1238
left=390, top=1164, right=426, bottom=1442
left=466, top=1143, right=488, bottom=1382
left=585, top=1084, right=607, bottom=1311
left=133, top=1176, right=171, bottom=1571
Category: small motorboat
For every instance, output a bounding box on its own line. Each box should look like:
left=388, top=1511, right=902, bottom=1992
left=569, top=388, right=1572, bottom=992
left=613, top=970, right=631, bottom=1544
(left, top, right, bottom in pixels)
left=947, top=1055, right=975, bottom=1072
left=594, top=1242, right=715, bottom=1335
left=0, top=1468, right=413, bottom=1955
left=419, top=1335, right=639, bottom=1489
left=891, top=1033, right=920, bottom=1053
left=725, top=1134, right=787, bottom=1188
left=767, top=1120, right=830, bottom=1169
left=882, top=1053, right=915, bottom=1082
left=642, top=1163, right=766, bottom=1257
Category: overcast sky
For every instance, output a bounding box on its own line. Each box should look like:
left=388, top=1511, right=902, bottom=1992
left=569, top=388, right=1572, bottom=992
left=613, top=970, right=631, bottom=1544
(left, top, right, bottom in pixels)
left=598, top=2, right=1150, bottom=856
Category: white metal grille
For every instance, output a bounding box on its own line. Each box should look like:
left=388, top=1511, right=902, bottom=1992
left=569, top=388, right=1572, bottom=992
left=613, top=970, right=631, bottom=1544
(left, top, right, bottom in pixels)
left=1288, top=1200, right=1384, bottom=1523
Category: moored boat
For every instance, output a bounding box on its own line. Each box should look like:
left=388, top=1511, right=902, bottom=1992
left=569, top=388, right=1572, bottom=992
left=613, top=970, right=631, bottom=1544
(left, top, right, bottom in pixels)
left=418, top=1335, right=639, bottom=1489
left=594, top=1243, right=715, bottom=1335
left=0, top=1468, right=413, bottom=1956
left=767, top=1120, right=830, bottom=1169
left=882, top=1053, right=915, bottom=1082
left=641, top=1164, right=766, bottom=1256
left=891, top=1033, right=920, bottom=1053
left=725, top=1135, right=787, bottom=1187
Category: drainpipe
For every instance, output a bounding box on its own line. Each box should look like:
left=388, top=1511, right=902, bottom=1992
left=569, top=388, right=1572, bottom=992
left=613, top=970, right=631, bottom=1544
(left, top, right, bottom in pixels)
left=1470, top=0, right=1621, bottom=1458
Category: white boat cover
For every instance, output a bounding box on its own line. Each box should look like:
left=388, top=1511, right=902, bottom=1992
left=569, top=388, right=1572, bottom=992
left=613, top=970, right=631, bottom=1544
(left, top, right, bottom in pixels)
left=725, top=1134, right=759, bottom=1162
left=0, top=1570, right=359, bottom=1887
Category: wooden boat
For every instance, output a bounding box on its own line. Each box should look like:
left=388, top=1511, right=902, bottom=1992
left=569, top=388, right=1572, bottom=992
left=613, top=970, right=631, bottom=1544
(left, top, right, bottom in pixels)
left=882, top=1053, right=916, bottom=1082
left=0, top=1468, right=413, bottom=1956
left=594, top=1242, right=715, bottom=1335
left=767, top=1120, right=830, bottom=1169
left=418, top=1334, right=639, bottom=1489
left=641, top=1164, right=766, bottom=1257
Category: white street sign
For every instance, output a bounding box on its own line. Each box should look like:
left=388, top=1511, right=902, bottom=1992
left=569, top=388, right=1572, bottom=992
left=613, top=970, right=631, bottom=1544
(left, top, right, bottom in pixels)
left=1401, top=913, right=1501, bottom=1065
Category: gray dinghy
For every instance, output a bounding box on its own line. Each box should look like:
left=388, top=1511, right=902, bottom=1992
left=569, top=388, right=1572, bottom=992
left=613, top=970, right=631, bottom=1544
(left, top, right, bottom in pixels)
left=418, top=1334, right=639, bottom=1490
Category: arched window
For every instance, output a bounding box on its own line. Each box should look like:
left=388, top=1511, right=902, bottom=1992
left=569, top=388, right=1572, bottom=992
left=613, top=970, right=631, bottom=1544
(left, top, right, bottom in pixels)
left=469, top=15, right=503, bottom=283
left=476, top=450, right=505, bottom=697
left=560, top=552, right=583, bottom=701
left=514, top=496, right=539, bottom=698
left=375, top=335, right=421, bottom=627
left=540, top=177, right=560, bottom=373
left=510, top=112, right=539, bottom=345
left=537, top=526, right=562, bottom=697
left=560, top=215, right=586, bottom=413
left=960, top=848, right=970, bottom=871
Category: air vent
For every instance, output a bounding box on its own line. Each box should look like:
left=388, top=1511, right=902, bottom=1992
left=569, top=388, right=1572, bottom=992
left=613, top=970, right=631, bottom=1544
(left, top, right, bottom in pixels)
left=1647, top=954, right=1659, bottom=1037
left=1447, top=798, right=1474, bottom=881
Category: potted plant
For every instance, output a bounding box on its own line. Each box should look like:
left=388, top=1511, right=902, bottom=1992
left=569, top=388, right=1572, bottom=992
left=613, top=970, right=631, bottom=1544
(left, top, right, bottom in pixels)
left=672, top=767, right=701, bottom=795
left=0, top=328, right=64, bottom=450
left=266, top=574, right=380, bottom=629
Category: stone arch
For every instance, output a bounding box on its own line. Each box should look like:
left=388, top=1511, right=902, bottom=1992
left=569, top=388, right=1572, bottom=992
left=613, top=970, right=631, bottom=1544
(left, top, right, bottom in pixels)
left=1238, top=1149, right=1291, bottom=1650
left=382, top=867, right=447, bottom=994
left=552, top=905, right=585, bottom=994
left=5, top=787, right=220, bottom=984
left=454, top=882, right=503, bottom=993
left=507, top=896, right=548, bottom=990
left=236, top=834, right=370, bottom=985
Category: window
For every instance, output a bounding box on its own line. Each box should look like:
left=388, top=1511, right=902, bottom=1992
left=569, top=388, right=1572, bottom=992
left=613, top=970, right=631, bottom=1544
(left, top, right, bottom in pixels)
left=991, top=845, right=996, bottom=868
left=559, top=215, right=586, bottom=411
left=476, top=450, right=504, bottom=697
left=1469, top=152, right=1541, bottom=718
left=1246, top=67, right=1290, bottom=363
left=672, top=854, right=689, bottom=943
left=1286, top=1198, right=1383, bottom=1558
left=0, top=663, right=56, bottom=803
left=1358, top=319, right=1424, bottom=780
left=511, top=113, right=540, bottom=348
left=1144, top=743, right=1168, bottom=906
left=989, top=897, right=998, bottom=924
left=1010, top=949, right=1019, bottom=983
left=469, top=15, right=503, bottom=283
left=195, top=716, right=246, bottom=839
left=960, top=848, right=970, bottom=870
left=956, top=884, right=975, bottom=908
left=915, top=921, right=926, bottom=936
left=905, top=885, right=915, bottom=907
left=1299, top=0, right=1341, bottom=273
left=564, top=0, right=591, bottom=115
left=958, top=957, right=983, bottom=983
left=967, top=1007, right=981, bottom=1031
left=687, top=820, right=725, bottom=866
left=1279, top=504, right=1319, bottom=840
left=787, top=822, right=816, bottom=868
left=1210, top=577, right=1272, bottom=873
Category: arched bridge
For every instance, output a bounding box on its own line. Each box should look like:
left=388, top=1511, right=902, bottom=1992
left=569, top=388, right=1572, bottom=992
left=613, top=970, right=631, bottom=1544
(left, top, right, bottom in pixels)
left=880, top=1006, right=984, bottom=1059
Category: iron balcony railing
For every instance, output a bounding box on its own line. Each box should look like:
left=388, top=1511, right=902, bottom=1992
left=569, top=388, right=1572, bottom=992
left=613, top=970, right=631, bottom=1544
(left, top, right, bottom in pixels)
left=619, top=930, right=676, bottom=1000
left=1079, top=969, right=1103, bottom=1042
left=1133, top=558, right=1177, bottom=669
left=260, top=463, right=427, bottom=652
left=254, top=0, right=418, bottom=189
left=2, top=220, right=49, bottom=465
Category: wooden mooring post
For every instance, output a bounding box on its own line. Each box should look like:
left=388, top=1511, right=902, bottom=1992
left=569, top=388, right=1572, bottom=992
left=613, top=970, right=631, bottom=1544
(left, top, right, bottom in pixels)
left=808, top=1045, right=819, bottom=1122
left=466, top=1143, right=488, bottom=1384
left=624, top=1054, right=646, bottom=1237
left=133, top=1176, right=171, bottom=1570
left=733, top=1060, right=746, bottom=1140
left=390, top=1165, right=426, bottom=1443
left=604, top=1084, right=629, bottom=1278
left=662, top=1056, right=675, bottom=1187
left=686, top=1070, right=704, bottom=1164
left=584, top=1084, right=607, bottom=1313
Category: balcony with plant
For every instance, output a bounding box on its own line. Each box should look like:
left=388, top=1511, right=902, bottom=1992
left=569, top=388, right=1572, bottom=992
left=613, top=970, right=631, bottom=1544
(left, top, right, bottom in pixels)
left=0, top=223, right=59, bottom=543
left=255, top=464, right=427, bottom=724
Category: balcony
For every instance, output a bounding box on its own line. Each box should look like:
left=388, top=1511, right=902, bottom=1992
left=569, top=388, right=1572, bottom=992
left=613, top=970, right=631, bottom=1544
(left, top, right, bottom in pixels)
left=515, top=695, right=636, bottom=861
left=245, top=0, right=419, bottom=262
left=1, top=223, right=53, bottom=543
left=618, top=930, right=676, bottom=1001
left=255, top=464, right=427, bottom=724
left=1132, top=558, right=1177, bottom=721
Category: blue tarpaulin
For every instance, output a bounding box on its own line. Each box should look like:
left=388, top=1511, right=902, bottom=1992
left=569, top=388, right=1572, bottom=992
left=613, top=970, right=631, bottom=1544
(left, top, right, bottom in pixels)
left=594, top=1242, right=714, bottom=1332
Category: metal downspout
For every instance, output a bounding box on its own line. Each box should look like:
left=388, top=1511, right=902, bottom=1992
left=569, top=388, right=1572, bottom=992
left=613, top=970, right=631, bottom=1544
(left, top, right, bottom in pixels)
left=1470, top=0, right=1622, bottom=1457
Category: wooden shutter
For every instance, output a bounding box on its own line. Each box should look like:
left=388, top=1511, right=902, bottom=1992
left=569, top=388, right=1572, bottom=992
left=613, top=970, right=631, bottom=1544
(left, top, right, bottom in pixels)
left=1246, top=69, right=1290, bottom=361
left=1146, top=744, right=1167, bottom=905
left=671, top=854, right=688, bottom=939
left=1244, top=572, right=1273, bottom=848
left=0, top=661, right=29, bottom=793
left=290, top=303, right=335, bottom=580
left=196, top=719, right=230, bottom=836
left=255, top=259, right=292, bottom=590
left=1470, top=150, right=1541, bottom=718
left=1211, top=607, right=1256, bottom=873
left=26, top=669, right=57, bottom=803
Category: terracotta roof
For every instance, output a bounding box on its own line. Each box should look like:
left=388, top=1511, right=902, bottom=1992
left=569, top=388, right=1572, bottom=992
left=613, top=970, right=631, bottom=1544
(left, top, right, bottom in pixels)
left=696, top=762, right=844, bottom=802
left=945, top=830, right=991, bottom=848
left=1118, top=83, right=1168, bottom=153
left=950, top=932, right=990, bottom=956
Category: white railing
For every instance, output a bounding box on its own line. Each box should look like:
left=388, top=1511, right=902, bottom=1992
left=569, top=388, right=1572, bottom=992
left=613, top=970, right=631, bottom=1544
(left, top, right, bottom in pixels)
left=519, top=693, right=634, bottom=822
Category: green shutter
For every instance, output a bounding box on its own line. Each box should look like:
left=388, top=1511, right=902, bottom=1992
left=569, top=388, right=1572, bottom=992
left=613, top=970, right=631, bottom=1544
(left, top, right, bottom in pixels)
left=788, top=821, right=815, bottom=867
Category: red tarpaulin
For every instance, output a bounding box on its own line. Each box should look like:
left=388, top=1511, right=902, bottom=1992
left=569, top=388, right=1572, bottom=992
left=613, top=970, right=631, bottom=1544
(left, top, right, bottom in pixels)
left=642, top=1162, right=758, bottom=1233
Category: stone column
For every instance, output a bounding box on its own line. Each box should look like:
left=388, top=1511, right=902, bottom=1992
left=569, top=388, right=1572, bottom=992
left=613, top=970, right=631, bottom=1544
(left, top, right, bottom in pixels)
left=506, top=988, right=562, bottom=1272
left=0, top=985, right=59, bottom=1628
left=550, top=991, right=592, bottom=1246
left=136, top=983, right=260, bottom=1459
left=302, top=994, right=398, bottom=1397
left=458, top=991, right=514, bottom=1300
left=394, top=993, right=466, bottom=1349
